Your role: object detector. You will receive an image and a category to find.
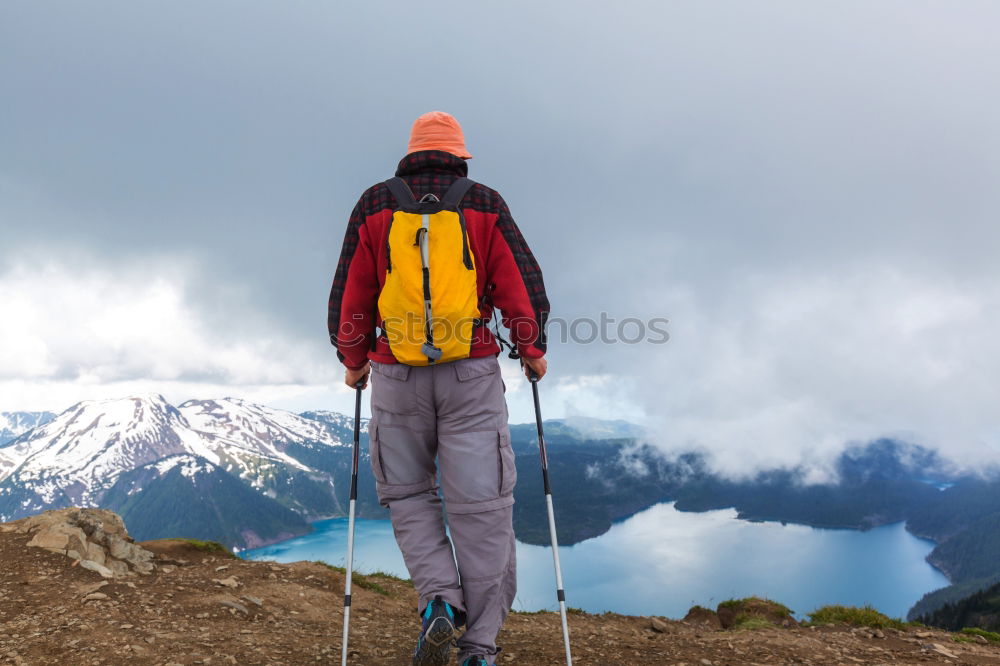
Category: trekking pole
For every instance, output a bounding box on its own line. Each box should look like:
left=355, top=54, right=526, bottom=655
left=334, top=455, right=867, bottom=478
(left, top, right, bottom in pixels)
left=528, top=370, right=573, bottom=666
left=341, top=382, right=364, bottom=666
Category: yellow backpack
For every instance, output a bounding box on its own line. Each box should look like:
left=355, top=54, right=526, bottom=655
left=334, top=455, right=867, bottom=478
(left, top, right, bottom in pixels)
left=379, top=177, right=480, bottom=365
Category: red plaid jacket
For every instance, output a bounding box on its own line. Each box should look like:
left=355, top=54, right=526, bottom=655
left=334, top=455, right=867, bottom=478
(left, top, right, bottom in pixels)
left=328, top=151, right=550, bottom=369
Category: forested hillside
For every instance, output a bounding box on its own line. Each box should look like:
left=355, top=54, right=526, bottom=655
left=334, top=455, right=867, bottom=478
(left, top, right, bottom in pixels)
left=917, top=580, right=1000, bottom=632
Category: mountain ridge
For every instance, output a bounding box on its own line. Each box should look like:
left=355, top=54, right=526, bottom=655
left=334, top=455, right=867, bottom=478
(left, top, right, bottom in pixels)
left=0, top=394, right=355, bottom=549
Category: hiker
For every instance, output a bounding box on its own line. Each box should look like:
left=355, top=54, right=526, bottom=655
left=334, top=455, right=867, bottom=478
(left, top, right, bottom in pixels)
left=328, top=111, right=550, bottom=666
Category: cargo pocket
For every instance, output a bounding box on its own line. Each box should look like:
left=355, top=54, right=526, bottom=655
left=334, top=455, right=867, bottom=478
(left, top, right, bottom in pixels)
left=438, top=426, right=514, bottom=513
left=454, top=356, right=498, bottom=382
left=368, top=423, right=387, bottom=485
left=498, top=429, right=516, bottom=498
left=448, top=356, right=504, bottom=424
left=371, top=362, right=417, bottom=415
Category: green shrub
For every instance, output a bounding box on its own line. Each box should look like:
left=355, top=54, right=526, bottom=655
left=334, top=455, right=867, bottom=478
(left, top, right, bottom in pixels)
left=961, top=627, right=1000, bottom=643
left=807, top=605, right=905, bottom=630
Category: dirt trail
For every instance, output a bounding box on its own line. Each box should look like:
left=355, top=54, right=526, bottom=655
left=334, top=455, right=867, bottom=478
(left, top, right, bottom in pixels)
left=2, top=526, right=1000, bottom=665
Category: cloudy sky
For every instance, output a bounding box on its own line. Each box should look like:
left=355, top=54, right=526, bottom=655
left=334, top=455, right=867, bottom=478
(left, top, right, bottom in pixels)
left=2, top=2, right=998, bottom=477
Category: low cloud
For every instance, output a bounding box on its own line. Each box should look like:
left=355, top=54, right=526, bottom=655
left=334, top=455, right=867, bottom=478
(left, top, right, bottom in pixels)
left=0, top=256, right=337, bottom=410
left=619, top=267, right=1000, bottom=479
left=3, top=257, right=999, bottom=483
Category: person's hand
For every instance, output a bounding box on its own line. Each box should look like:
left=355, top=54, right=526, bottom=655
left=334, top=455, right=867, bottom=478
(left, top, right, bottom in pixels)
left=521, top=356, right=547, bottom=381
left=345, top=365, right=370, bottom=389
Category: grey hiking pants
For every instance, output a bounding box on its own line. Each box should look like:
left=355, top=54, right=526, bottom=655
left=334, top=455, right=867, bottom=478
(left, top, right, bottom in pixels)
left=369, top=354, right=517, bottom=665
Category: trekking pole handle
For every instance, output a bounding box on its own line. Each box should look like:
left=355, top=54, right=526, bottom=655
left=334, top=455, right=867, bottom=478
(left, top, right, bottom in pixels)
left=521, top=357, right=541, bottom=383
left=349, top=384, right=363, bottom=500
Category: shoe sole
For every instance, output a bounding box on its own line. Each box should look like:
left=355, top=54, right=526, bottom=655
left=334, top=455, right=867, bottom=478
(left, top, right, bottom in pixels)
left=412, top=615, right=456, bottom=666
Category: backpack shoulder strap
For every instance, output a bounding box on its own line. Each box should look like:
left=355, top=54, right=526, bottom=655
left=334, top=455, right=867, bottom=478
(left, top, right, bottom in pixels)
left=441, top=177, right=476, bottom=209
left=384, top=177, right=416, bottom=209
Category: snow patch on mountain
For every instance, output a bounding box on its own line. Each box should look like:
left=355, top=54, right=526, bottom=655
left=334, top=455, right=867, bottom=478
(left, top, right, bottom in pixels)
left=154, top=454, right=215, bottom=479
left=299, top=409, right=368, bottom=439
left=0, top=449, right=19, bottom=481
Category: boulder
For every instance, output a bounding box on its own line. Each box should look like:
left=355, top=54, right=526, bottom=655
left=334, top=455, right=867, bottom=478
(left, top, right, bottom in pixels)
left=86, top=541, right=107, bottom=566
left=649, top=617, right=670, bottom=633
left=79, top=559, right=115, bottom=579
left=6, top=508, right=155, bottom=578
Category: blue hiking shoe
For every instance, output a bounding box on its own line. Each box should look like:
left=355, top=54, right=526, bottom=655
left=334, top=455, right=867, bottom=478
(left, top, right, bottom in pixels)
left=460, top=657, right=489, bottom=666
left=412, top=595, right=458, bottom=666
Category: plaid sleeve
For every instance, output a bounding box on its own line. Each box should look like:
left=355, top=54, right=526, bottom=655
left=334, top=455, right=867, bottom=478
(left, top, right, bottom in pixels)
left=327, top=197, right=366, bottom=364
left=489, top=194, right=550, bottom=356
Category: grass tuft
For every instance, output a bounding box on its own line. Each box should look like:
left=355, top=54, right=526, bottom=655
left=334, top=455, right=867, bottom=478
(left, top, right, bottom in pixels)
left=807, top=605, right=905, bottom=630
left=313, top=562, right=406, bottom=596
left=177, top=539, right=236, bottom=558
left=354, top=578, right=389, bottom=596
left=365, top=569, right=412, bottom=585
left=512, top=607, right=591, bottom=616
left=961, top=627, right=1000, bottom=643
left=720, top=597, right=792, bottom=616
left=732, top=615, right=774, bottom=631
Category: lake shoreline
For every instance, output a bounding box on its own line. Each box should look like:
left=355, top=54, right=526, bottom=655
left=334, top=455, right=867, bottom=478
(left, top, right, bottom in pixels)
left=248, top=505, right=955, bottom=586
left=242, top=502, right=949, bottom=620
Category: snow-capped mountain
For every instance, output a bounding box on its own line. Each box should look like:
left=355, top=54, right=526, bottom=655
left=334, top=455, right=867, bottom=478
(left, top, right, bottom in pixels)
left=173, top=399, right=361, bottom=512
left=0, top=394, right=374, bottom=546
left=179, top=398, right=346, bottom=471
left=0, top=411, right=55, bottom=446
left=0, top=394, right=222, bottom=514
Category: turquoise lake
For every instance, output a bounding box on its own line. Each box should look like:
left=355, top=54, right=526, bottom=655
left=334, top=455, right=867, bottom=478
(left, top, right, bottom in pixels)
left=241, top=501, right=948, bottom=619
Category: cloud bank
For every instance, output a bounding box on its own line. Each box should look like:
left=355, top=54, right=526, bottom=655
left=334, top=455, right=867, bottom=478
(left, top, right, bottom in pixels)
left=2, top=1, right=999, bottom=476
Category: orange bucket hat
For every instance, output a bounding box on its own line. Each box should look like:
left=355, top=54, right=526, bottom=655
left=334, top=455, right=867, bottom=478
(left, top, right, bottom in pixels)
left=407, top=111, right=472, bottom=159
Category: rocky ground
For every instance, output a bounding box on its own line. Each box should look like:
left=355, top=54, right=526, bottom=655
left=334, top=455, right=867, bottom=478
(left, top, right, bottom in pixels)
left=2, top=510, right=1000, bottom=665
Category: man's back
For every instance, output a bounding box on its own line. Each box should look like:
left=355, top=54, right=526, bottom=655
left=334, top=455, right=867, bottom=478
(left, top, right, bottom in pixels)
left=328, top=112, right=549, bottom=666
left=328, top=149, right=549, bottom=371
